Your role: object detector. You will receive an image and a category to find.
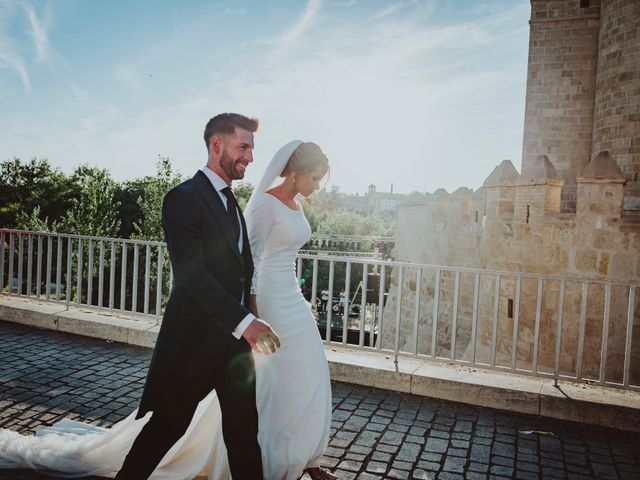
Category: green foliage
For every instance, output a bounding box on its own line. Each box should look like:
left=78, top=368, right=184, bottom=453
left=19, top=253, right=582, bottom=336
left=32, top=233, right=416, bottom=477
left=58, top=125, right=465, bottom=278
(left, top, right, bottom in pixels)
left=0, top=158, right=74, bottom=230
left=234, top=182, right=254, bottom=211
left=1, top=156, right=395, bottom=244
left=129, top=156, right=183, bottom=240
left=14, top=206, right=50, bottom=232
left=302, top=201, right=395, bottom=237
left=55, top=165, right=122, bottom=237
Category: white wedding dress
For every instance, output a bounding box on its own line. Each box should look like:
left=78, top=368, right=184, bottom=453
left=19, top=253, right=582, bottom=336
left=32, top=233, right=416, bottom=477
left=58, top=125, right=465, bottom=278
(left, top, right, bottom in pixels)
left=0, top=191, right=332, bottom=480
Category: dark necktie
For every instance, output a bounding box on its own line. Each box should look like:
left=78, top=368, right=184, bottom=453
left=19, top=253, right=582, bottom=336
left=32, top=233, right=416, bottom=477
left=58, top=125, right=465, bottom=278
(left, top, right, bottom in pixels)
left=221, top=187, right=240, bottom=244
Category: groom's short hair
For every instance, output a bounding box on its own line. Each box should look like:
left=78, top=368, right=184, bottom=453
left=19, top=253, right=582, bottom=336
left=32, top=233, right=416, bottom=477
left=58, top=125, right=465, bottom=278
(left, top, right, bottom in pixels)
left=204, top=113, right=259, bottom=152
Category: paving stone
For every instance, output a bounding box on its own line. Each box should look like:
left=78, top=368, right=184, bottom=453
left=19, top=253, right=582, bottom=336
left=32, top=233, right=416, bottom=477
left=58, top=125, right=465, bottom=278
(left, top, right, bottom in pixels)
left=365, top=460, right=387, bottom=474
left=411, top=469, right=436, bottom=479
left=443, top=456, right=466, bottom=473
left=387, top=468, right=411, bottom=479
left=437, top=472, right=464, bottom=480
left=358, top=473, right=384, bottom=480
left=489, top=464, right=514, bottom=477
left=425, top=437, right=449, bottom=454
left=371, top=451, right=391, bottom=463
left=336, top=459, right=361, bottom=472
left=1, top=321, right=640, bottom=480
left=416, top=460, right=440, bottom=472
left=464, top=473, right=487, bottom=480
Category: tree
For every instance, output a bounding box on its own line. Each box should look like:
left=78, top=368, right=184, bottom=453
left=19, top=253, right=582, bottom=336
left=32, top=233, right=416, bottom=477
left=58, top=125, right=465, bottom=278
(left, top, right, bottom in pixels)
left=0, top=158, right=74, bottom=230
left=56, top=165, right=122, bottom=237
left=128, top=156, right=183, bottom=241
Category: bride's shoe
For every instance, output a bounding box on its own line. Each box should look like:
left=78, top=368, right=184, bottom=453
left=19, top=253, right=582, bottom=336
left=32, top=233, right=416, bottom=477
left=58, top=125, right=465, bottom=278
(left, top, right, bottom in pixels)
left=304, top=467, right=338, bottom=480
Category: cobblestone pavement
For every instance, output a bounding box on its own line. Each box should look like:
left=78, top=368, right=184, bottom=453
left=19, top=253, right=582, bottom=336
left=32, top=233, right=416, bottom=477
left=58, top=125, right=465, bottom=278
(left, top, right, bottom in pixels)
left=1, top=320, right=639, bottom=480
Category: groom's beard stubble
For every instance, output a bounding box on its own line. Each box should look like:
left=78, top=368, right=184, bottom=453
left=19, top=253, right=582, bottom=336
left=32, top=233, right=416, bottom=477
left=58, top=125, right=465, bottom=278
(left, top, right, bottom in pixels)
left=220, top=150, right=248, bottom=181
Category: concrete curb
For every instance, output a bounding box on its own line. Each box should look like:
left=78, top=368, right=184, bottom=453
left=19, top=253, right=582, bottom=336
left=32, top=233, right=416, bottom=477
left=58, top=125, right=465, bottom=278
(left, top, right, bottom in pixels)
left=2, top=294, right=639, bottom=433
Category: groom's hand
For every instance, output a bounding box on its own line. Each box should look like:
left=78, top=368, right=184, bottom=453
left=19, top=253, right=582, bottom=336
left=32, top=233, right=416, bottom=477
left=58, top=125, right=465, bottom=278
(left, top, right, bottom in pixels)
left=242, top=318, right=281, bottom=355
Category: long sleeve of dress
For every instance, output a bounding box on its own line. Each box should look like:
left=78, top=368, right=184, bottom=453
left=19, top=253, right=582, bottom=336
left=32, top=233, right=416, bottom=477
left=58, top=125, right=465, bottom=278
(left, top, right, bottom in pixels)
left=247, top=195, right=276, bottom=295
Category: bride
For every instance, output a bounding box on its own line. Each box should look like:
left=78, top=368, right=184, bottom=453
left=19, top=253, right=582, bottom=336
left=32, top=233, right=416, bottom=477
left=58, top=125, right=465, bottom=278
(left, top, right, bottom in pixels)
left=0, top=140, right=337, bottom=480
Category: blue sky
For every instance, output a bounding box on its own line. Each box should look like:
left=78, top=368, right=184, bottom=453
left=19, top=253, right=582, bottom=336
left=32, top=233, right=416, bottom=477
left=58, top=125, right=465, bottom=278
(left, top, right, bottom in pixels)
left=1, top=0, right=531, bottom=194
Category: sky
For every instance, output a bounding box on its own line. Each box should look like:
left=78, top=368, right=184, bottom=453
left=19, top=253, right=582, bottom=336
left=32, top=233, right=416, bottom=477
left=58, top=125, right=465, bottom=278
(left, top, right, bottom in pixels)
left=1, top=0, right=531, bottom=194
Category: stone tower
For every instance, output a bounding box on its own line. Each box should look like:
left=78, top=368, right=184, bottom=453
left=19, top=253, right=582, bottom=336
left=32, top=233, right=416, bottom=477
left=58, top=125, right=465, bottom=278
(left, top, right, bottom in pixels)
left=591, top=0, right=640, bottom=200
left=521, top=0, right=640, bottom=211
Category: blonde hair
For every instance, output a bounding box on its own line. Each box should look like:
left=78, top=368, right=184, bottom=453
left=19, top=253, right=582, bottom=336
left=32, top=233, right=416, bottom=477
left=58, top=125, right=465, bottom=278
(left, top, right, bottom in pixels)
left=280, top=142, right=329, bottom=178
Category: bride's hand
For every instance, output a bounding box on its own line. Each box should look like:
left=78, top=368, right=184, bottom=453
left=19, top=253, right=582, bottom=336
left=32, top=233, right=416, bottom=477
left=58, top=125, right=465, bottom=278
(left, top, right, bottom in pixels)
left=242, top=318, right=281, bottom=355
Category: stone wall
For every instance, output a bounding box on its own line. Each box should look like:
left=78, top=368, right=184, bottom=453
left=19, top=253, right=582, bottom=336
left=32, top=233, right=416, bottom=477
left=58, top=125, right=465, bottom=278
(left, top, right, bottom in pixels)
left=380, top=154, right=640, bottom=386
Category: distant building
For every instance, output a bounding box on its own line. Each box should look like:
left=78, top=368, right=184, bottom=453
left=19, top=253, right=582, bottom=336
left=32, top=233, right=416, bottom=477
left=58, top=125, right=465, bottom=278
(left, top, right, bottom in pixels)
left=316, top=184, right=417, bottom=214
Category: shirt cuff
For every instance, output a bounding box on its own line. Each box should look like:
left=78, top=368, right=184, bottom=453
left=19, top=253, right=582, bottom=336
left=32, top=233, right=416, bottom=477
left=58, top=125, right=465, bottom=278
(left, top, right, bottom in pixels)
left=232, top=313, right=255, bottom=339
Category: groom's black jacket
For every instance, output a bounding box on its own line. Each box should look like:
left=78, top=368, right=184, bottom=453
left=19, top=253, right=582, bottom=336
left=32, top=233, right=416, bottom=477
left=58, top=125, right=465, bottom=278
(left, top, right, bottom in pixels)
left=138, top=170, right=254, bottom=417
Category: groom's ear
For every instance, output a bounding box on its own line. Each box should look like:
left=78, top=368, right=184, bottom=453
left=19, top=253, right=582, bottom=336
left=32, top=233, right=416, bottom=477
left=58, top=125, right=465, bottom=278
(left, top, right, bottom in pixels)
left=211, top=135, right=222, bottom=155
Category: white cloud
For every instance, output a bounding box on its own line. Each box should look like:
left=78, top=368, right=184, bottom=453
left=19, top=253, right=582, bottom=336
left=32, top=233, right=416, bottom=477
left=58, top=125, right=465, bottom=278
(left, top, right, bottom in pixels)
left=0, top=43, right=29, bottom=90
left=266, top=0, right=322, bottom=66
left=0, top=0, right=53, bottom=92
left=370, top=2, right=407, bottom=20
left=20, top=0, right=52, bottom=62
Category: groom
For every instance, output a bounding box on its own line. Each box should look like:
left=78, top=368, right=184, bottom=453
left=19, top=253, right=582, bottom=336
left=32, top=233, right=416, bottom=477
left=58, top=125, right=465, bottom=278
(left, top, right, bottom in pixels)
left=115, top=113, right=281, bottom=479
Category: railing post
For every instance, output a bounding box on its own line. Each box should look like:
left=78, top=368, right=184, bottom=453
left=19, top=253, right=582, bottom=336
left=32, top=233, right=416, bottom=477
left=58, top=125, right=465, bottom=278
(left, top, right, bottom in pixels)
left=394, top=265, right=403, bottom=354
left=413, top=268, right=422, bottom=355
left=17, top=234, right=23, bottom=295
left=377, top=264, right=386, bottom=351
left=431, top=269, right=440, bottom=359
left=471, top=272, right=480, bottom=364
left=623, top=286, right=636, bottom=387
left=451, top=270, right=460, bottom=361
left=490, top=273, right=501, bottom=367
left=26, top=234, right=33, bottom=296
left=55, top=235, right=63, bottom=302
left=132, top=244, right=139, bottom=313
left=576, top=282, right=588, bottom=381
left=342, top=262, right=351, bottom=346
left=359, top=263, right=368, bottom=348
left=109, top=240, right=116, bottom=309
left=98, top=240, right=105, bottom=308
left=511, top=275, right=522, bottom=371
left=8, top=233, right=14, bottom=296
left=554, top=280, right=565, bottom=383
left=311, top=258, right=318, bottom=316
left=155, top=244, right=163, bottom=321
left=599, top=283, right=612, bottom=385
left=45, top=236, right=52, bottom=300
left=36, top=235, right=43, bottom=298
left=120, top=241, right=127, bottom=311
left=76, top=238, right=83, bottom=304
left=66, top=236, right=73, bottom=306
left=326, top=260, right=334, bottom=342
left=87, top=239, right=93, bottom=306
left=532, top=278, right=543, bottom=373
left=144, top=244, right=151, bottom=315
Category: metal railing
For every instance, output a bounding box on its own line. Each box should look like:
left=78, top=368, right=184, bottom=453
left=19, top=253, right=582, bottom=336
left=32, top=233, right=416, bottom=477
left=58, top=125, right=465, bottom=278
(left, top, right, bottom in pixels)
left=1, top=229, right=638, bottom=392
left=0, top=229, right=170, bottom=320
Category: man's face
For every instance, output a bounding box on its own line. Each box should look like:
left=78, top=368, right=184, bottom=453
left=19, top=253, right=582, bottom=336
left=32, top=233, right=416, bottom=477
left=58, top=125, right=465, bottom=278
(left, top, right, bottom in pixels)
left=213, top=127, right=254, bottom=184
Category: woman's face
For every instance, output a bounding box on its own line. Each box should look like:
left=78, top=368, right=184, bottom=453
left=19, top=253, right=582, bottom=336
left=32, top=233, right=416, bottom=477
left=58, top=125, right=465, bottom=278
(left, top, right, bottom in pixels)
left=296, top=165, right=327, bottom=197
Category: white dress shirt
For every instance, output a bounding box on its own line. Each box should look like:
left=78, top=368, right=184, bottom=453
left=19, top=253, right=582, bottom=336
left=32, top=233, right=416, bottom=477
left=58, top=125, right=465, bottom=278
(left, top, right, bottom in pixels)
left=200, top=166, right=255, bottom=339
